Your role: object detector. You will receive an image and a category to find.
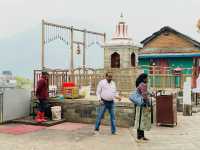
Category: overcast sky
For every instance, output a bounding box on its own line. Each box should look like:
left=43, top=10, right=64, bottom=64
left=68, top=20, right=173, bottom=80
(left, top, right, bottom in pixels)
left=1, top=0, right=200, bottom=40
left=0, top=0, right=200, bottom=78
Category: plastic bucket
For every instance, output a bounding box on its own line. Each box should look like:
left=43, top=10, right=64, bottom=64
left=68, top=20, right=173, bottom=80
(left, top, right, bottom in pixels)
left=79, top=86, right=90, bottom=98
left=51, top=106, right=61, bottom=121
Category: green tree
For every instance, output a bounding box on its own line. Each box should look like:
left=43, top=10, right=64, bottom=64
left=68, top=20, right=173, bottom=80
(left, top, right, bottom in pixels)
left=15, top=76, right=32, bottom=90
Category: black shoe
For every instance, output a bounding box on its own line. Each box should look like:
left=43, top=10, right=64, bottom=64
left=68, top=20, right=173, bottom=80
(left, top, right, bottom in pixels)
left=112, top=132, right=117, bottom=135
left=142, top=137, right=149, bottom=141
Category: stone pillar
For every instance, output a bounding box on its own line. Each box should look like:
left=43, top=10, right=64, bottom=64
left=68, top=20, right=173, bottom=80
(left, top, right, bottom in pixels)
left=183, top=77, right=192, bottom=116
left=183, top=105, right=192, bottom=116
left=104, top=48, right=110, bottom=69
left=135, top=52, right=139, bottom=67
left=121, top=50, right=129, bottom=68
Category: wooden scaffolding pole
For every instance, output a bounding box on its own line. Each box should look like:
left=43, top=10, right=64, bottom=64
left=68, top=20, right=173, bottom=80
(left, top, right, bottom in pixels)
left=83, top=29, right=86, bottom=69
left=41, top=20, right=45, bottom=69
left=103, top=33, right=106, bottom=69
left=41, top=20, right=105, bottom=72
left=43, top=21, right=104, bottom=36
left=70, top=26, right=74, bottom=71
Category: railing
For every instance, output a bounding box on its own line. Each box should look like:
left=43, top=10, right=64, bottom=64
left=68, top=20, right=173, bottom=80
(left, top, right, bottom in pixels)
left=149, top=74, right=192, bottom=90
left=33, top=69, right=68, bottom=94
left=33, top=68, right=140, bottom=96
left=33, top=68, right=192, bottom=97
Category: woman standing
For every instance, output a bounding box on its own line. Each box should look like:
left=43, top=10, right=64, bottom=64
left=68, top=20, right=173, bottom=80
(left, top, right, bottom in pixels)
left=130, top=73, right=151, bottom=142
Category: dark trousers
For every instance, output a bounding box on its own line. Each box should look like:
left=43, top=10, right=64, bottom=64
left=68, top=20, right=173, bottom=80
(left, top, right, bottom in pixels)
left=38, top=99, right=48, bottom=113
left=137, top=129, right=144, bottom=139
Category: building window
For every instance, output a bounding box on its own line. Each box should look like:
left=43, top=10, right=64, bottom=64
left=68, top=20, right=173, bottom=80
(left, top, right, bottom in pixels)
left=111, top=52, right=120, bottom=68
left=131, top=53, right=136, bottom=67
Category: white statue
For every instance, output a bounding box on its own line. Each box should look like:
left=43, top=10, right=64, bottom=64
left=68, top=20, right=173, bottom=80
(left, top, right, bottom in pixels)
left=183, top=77, right=192, bottom=105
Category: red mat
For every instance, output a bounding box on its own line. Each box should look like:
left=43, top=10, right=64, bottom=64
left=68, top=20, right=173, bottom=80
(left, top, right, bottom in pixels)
left=0, top=124, right=46, bottom=135
left=48, top=122, right=88, bottom=131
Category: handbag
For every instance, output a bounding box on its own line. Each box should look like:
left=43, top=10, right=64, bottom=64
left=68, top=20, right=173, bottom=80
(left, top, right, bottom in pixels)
left=129, top=90, right=144, bottom=106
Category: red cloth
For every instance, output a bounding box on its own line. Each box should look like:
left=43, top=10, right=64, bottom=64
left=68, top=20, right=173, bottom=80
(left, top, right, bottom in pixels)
left=63, top=82, right=75, bottom=87
left=36, top=78, right=48, bottom=100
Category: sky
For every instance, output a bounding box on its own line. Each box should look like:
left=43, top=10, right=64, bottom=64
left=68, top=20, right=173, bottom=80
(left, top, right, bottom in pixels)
left=0, top=0, right=200, bottom=78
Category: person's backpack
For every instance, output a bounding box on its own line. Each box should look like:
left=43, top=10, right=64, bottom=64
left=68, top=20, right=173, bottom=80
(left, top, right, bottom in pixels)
left=129, top=90, right=144, bottom=106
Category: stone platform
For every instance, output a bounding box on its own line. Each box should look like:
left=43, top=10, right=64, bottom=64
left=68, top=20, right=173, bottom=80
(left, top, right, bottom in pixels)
left=62, top=96, right=135, bottom=128
left=11, top=116, right=66, bottom=127
left=30, top=96, right=135, bottom=128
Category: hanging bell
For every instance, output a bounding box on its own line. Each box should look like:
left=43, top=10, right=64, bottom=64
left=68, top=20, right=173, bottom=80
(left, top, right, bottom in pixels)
left=76, top=44, right=81, bottom=54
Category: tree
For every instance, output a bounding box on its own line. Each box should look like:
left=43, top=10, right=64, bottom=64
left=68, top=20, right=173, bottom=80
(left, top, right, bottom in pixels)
left=15, top=76, right=32, bottom=90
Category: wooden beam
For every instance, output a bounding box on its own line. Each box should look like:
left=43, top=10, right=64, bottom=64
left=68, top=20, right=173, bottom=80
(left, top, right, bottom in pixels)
left=43, top=20, right=104, bottom=36
left=70, top=27, right=74, bottom=70
left=83, top=29, right=86, bottom=69
left=41, top=20, right=45, bottom=69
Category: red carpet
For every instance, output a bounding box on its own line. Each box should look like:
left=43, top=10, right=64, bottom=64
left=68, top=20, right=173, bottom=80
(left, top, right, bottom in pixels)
left=0, top=124, right=46, bottom=135
left=48, top=122, right=88, bottom=131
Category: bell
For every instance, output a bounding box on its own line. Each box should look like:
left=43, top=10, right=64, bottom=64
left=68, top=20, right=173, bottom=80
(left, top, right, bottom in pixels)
left=77, top=49, right=80, bottom=54
left=76, top=44, right=80, bottom=54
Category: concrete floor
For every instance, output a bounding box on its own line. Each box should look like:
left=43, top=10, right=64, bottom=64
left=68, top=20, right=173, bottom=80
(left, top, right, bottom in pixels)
left=0, top=112, right=200, bottom=150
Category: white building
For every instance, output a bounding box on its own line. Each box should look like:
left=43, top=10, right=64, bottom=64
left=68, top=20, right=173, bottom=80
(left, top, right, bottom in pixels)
left=102, top=14, right=140, bottom=69
left=0, top=71, right=17, bottom=91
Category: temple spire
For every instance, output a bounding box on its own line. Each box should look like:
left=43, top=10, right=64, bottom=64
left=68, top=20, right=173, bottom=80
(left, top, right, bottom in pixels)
left=119, top=12, right=125, bottom=23
left=113, top=13, right=129, bottom=39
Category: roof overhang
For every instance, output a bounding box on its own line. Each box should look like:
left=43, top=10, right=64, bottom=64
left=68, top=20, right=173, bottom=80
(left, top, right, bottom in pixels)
left=139, top=53, right=200, bottom=58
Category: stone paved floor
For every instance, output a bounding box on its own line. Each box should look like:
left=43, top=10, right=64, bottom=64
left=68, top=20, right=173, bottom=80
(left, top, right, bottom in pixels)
left=0, top=112, right=200, bottom=150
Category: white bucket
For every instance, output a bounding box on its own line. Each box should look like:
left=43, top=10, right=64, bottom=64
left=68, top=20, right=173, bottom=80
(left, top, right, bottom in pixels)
left=51, top=106, right=61, bottom=121
left=49, top=85, right=57, bottom=97
left=79, top=86, right=91, bottom=98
